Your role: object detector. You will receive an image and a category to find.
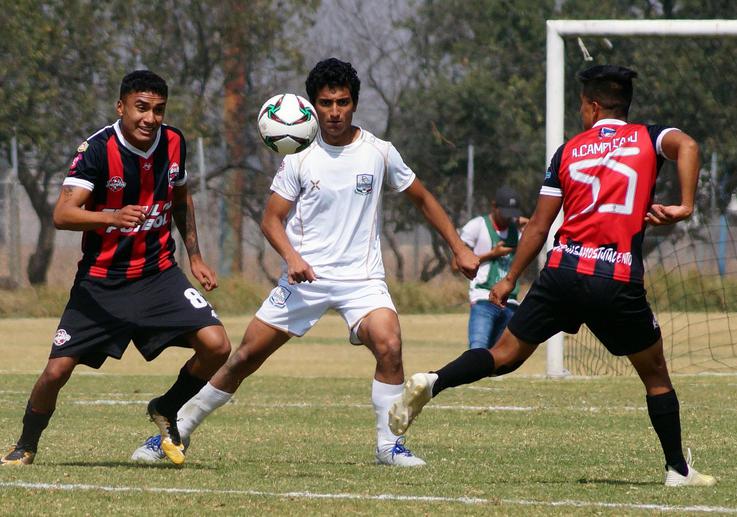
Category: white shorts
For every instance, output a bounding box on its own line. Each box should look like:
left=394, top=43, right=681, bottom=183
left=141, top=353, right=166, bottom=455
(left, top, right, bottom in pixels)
left=255, top=277, right=397, bottom=345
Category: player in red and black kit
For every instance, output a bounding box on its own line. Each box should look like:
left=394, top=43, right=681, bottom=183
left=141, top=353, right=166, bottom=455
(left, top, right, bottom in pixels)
left=0, top=71, right=231, bottom=467
left=389, top=65, right=715, bottom=486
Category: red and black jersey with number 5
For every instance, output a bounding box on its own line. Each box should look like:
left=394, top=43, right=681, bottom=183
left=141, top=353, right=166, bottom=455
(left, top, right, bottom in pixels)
left=540, top=118, right=677, bottom=284
left=63, top=120, right=188, bottom=281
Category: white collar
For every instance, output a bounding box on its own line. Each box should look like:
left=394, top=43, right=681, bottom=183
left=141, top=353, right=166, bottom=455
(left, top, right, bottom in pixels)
left=317, top=126, right=364, bottom=152
left=113, top=119, right=161, bottom=159
left=593, top=118, right=627, bottom=128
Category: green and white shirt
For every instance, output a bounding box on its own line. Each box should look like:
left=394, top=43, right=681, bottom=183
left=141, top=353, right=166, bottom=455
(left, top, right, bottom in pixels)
left=460, top=215, right=519, bottom=304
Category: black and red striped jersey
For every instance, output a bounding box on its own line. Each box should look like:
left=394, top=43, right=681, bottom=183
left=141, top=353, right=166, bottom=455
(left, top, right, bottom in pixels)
left=541, top=118, right=676, bottom=284
left=63, top=120, right=188, bottom=281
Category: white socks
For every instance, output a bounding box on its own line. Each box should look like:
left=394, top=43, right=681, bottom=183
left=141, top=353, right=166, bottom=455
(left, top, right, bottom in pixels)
left=372, top=379, right=403, bottom=450
left=176, top=382, right=233, bottom=439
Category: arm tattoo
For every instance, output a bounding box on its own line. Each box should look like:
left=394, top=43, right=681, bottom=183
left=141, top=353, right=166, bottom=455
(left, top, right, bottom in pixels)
left=173, top=194, right=201, bottom=258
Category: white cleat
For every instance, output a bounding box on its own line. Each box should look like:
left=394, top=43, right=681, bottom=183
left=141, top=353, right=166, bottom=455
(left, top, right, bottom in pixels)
left=664, top=448, right=717, bottom=487
left=388, top=373, right=435, bottom=435
left=376, top=437, right=426, bottom=467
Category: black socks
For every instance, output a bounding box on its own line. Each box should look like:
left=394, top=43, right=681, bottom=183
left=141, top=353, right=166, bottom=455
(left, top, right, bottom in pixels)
left=647, top=390, right=687, bottom=476
left=18, top=401, right=54, bottom=452
left=431, top=348, right=495, bottom=396
left=155, top=365, right=208, bottom=420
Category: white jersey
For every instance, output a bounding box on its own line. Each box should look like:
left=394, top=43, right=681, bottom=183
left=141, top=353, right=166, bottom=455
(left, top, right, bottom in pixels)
left=270, top=128, right=416, bottom=281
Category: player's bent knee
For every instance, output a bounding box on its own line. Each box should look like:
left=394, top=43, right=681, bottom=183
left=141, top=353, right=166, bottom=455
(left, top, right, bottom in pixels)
left=42, top=362, right=75, bottom=386
left=492, top=360, right=524, bottom=376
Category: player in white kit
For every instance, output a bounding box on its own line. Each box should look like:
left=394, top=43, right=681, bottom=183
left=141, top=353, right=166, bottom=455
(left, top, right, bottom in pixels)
left=131, top=58, right=479, bottom=466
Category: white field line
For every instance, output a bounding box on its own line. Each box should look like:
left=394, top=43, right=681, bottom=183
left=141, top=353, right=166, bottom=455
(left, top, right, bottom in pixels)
left=0, top=480, right=732, bottom=513
left=69, top=400, right=534, bottom=411
left=65, top=399, right=666, bottom=413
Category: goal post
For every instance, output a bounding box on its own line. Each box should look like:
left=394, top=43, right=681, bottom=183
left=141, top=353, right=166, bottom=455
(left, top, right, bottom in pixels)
left=544, top=19, right=737, bottom=378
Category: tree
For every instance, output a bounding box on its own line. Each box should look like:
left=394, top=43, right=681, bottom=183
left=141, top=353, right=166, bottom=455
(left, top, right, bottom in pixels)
left=0, top=1, right=120, bottom=284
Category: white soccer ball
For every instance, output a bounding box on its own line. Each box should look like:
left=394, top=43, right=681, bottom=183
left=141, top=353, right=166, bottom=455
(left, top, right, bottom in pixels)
left=257, top=93, right=318, bottom=154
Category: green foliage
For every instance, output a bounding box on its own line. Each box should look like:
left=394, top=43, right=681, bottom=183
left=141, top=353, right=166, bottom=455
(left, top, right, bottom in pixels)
left=392, top=0, right=737, bottom=230
left=394, top=0, right=553, bottom=219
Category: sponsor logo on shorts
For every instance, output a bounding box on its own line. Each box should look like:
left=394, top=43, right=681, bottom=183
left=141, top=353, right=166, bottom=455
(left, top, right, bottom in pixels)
left=652, top=316, right=659, bottom=329
left=77, top=141, right=89, bottom=153
left=53, top=329, right=71, bottom=346
left=355, top=174, right=373, bottom=195
left=269, top=285, right=292, bottom=308
left=168, top=163, right=180, bottom=185
left=211, top=309, right=219, bottom=319
left=106, top=176, right=126, bottom=192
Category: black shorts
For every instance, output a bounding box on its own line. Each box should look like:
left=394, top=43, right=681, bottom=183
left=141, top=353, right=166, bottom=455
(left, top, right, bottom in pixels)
left=507, top=267, right=661, bottom=356
left=49, top=267, right=222, bottom=368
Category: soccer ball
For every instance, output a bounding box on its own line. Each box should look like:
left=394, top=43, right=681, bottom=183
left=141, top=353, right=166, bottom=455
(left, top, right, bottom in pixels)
left=257, top=94, right=318, bottom=154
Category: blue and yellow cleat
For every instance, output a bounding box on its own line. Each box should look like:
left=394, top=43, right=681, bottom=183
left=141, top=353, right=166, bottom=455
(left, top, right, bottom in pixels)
left=131, top=434, right=190, bottom=462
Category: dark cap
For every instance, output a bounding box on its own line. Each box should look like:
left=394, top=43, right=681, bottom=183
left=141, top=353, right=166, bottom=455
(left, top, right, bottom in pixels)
left=495, top=186, right=522, bottom=219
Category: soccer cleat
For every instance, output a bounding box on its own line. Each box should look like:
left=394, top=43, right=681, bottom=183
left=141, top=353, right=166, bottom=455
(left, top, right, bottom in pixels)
left=0, top=444, right=35, bottom=466
left=147, top=399, right=185, bottom=465
left=376, top=437, right=426, bottom=467
left=388, top=372, right=435, bottom=435
left=664, top=448, right=717, bottom=487
left=131, top=434, right=190, bottom=462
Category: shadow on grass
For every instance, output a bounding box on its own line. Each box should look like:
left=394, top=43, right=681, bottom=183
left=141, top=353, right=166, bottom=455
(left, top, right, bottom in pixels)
left=55, top=461, right=215, bottom=470
left=577, top=478, right=660, bottom=486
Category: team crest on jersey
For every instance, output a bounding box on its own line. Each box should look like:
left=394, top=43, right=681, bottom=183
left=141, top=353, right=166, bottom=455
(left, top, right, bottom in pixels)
left=355, top=174, right=373, bottom=195
left=106, top=176, right=126, bottom=192
left=599, top=127, right=616, bottom=138
left=168, top=163, right=180, bottom=185
left=269, top=286, right=292, bottom=308
left=53, top=329, right=71, bottom=347
left=77, top=141, right=89, bottom=153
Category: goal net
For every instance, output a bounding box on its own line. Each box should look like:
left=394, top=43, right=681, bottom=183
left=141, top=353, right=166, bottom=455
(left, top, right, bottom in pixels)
left=545, top=20, right=737, bottom=376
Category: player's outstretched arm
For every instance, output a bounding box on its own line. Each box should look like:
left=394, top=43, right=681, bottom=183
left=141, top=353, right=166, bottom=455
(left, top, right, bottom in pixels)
left=646, top=130, right=699, bottom=226
left=53, top=185, right=146, bottom=231
left=261, top=192, right=316, bottom=284
left=172, top=184, right=218, bottom=291
left=403, top=178, right=479, bottom=279
left=490, top=195, right=561, bottom=306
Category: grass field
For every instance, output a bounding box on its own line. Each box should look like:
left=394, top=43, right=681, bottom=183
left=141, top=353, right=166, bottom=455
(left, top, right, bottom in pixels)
left=1, top=314, right=736, bottom=515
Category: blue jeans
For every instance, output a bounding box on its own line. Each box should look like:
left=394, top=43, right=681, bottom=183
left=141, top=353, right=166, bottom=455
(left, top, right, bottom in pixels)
left=467, top=300, right=517, bottom=350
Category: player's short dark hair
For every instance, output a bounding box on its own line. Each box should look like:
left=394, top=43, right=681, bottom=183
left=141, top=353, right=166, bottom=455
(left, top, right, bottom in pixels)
left=305, top=58, right=361, bottom=105
left=578, top=65, right=637, bottom=117
left=119, top=70, right=168, bottom=100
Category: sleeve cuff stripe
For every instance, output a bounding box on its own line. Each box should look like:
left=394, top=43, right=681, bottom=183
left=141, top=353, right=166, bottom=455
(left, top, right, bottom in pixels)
left=656, top=127, right=679, bottom=159
left=540, top=186, right=562, bottom=197
left=63, top=177, right=94, bottom=191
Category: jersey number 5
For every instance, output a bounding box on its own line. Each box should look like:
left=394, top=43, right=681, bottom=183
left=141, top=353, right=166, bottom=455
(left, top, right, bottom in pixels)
left=568, top=146, right=639, bottom=220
